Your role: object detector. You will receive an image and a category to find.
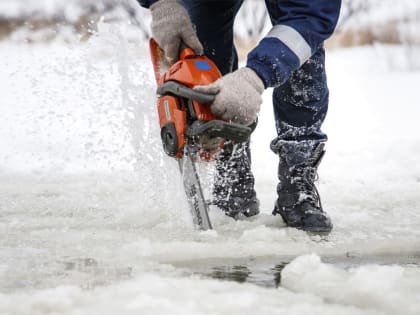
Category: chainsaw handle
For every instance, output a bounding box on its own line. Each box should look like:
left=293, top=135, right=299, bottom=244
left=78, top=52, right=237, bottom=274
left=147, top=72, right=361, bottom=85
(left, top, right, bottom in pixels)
left=157, top=81, right=215, bottom=104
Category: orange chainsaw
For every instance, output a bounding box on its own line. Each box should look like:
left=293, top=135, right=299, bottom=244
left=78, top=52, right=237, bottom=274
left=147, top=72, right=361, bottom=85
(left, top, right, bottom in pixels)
left=149, top=38, right=252, bottom=230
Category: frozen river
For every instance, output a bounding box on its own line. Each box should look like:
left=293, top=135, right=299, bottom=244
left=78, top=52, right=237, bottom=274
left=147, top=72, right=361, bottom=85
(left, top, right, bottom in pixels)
left=1, top=21, right=420, bottom=314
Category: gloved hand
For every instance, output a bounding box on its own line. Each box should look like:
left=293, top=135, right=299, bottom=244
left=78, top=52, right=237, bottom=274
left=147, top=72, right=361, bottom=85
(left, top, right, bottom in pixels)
left=150, top=0, right=203, bottom=64
left=194, top=67, right=265, bottom=125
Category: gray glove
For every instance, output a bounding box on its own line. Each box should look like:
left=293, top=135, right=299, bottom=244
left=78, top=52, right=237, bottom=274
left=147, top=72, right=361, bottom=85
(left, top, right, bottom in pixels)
left=150, top=0, right=203, bottom=64
left=194, top=67, right=265, bottom=125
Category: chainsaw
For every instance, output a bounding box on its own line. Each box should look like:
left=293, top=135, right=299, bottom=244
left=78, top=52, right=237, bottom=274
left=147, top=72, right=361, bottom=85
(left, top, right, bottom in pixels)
left=149, top=38, right=252, bottom=230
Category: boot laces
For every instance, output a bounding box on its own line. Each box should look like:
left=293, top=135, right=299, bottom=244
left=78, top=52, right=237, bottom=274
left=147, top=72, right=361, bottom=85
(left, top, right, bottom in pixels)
left=291, top=164, right=322, bottom=209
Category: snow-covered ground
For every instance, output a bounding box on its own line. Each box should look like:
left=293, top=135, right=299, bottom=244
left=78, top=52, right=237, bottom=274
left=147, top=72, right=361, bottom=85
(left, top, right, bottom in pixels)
left=1, top=20, right=420, bottom=314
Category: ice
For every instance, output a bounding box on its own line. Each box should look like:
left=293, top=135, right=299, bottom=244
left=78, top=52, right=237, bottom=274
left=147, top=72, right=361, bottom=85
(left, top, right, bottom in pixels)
left=1, top=254, right=419, bottom=314
left=0, top=263, right=395, bottom=315
left=282, top=254, right=420, bottom=315
left=1, top=10, right=420, bottom=315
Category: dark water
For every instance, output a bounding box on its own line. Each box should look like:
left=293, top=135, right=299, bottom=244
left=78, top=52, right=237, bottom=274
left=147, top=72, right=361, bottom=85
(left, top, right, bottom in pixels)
left=2, top=253, right=419, bottom=293
left=170, top=253, right=420, bottom=288
left=202, top=262, right=287, bottom=288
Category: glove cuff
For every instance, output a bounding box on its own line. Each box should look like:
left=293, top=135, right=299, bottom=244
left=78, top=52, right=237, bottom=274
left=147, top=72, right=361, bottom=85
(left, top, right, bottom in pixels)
left=150, top=0, right=184, bottom=19
left=150, top=0, right=179, bottom=8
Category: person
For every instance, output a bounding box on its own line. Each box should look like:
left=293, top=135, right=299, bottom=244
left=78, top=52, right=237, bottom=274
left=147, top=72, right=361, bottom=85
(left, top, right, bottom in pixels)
left=137, top=0, right=342, bottom=233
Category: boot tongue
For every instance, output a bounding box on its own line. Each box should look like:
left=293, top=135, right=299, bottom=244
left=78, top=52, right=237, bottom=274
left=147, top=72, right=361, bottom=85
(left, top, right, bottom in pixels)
left=274, top=141, right=323, bottom=166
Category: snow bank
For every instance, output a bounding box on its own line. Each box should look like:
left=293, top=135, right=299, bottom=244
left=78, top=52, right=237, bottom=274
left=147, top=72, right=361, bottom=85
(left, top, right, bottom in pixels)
left=0, top=0, right=116, bottom=21
left=282, top=254, right=420, bottom=315
left=343, top=0, right=420, bottom=27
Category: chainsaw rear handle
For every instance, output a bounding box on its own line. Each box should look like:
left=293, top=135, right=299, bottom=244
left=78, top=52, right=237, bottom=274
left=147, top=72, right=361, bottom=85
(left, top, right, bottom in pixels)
left=157, top=81, right=215, bottom=104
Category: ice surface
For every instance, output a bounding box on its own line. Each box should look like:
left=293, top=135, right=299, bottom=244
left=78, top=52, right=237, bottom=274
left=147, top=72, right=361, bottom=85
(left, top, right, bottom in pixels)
left=1, top=16, right=420, bottom=315
left=282, top=254, right=420, bottom=315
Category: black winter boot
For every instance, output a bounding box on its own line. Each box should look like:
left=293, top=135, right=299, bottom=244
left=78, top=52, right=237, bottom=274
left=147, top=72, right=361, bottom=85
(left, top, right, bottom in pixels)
left=212, top=141, right=260, bottom=219
left=273, top=142, right=332, bottom=233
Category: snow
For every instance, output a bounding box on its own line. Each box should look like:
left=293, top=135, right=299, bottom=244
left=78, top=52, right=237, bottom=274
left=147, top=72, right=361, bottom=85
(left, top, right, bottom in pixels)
left=282, top=254, right=420, bottom=315
left=0, top=0, right=85, bottom=21
left=1, top=15, right=420, bottom=315
left=0, top=0, right=125, bottom=22
left=345, top=0, right=420, bottom=27
left=0, top=269, right=390, bottom=315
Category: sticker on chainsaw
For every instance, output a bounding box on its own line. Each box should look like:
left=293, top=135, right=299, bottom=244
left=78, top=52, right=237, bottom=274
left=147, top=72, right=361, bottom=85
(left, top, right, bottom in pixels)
left=163, top=100, right=171, bottom=120
left=194, top=61, right=211, bottom=71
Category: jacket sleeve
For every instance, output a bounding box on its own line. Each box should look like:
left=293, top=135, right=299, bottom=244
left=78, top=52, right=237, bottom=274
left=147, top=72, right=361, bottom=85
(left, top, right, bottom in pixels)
left=247, top=0, right=341, bottom=88
left=136, top=0, right=159, bottom=8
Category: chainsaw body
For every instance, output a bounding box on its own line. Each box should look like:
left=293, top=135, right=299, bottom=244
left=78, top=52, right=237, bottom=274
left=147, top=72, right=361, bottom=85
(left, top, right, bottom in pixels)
left=150, top=38, right=251, bottom=159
